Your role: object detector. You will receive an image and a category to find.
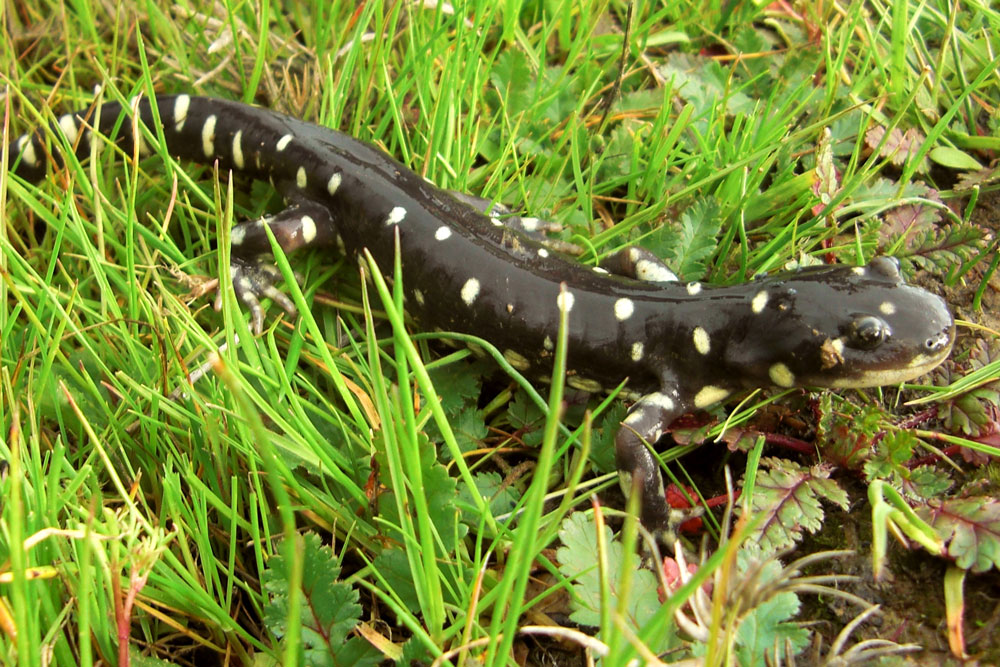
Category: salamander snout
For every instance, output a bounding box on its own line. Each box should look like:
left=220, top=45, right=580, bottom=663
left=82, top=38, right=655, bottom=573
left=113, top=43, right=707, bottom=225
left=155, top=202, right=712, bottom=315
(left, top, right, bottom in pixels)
left=925, top=328, right=953, bottom=354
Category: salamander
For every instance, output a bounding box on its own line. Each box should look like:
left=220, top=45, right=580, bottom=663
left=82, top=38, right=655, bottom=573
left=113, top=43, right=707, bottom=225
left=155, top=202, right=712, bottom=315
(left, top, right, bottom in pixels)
left=5, top=95, right=956, bottom=535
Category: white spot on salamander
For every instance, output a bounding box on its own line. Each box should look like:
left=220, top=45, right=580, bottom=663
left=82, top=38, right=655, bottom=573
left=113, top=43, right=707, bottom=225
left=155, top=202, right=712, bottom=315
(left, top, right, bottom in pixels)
left=300, top=215, right=317, bottom=244
left=201, top=115, right=217, bottom=158
left=557, top=290, right=575, bottom=313
left=692, top=327, right=711, bottom=355
left=435, top=226, right=452, bottom=241
left=461, top=278, right=480, bottom=306
left=614, top=298, right=634, bottom=321
left=386, top=206, right=407, bottom=225
left=852, top=266, right=866, bottom=276
left=15, top=136, right=37, bottom=167
left=414, top=289, right=425, bottom=306
left=686, top=282, right=702, bottom=296
left=635, top=259, right=676, bottom=282
left=327, top=172, right=342, bottom=196
left=593, top=267, right=609, bottom=274
left=631, top=341, right=644, bottom=361
left=58, top=114, right=79, bottom=145
left=231, top=225, right=246, bottom=246
left=296, top=166, right=307, bottom=189
left=769, top=362, right=796, bottom=388
left=520, top=217, right=540, bottom=232
left=880, top=301, right=896, bottom=316
left=276, top=134, right=293, bottom=151
left=543, top=336, right=553, bottom=351
left=694, top=385, right=730, bottom=408
left=751, top=290, right=769, bottom=314
left=231, top=130, right=244, bottom=169
left=173, top=94, right=191, bottom=132
left=537, top=248, right=549, bottom=258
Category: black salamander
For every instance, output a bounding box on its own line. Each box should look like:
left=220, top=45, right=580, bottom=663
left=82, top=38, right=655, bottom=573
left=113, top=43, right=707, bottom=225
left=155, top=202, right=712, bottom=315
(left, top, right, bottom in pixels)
left=6, top=95, right=956, bottom=535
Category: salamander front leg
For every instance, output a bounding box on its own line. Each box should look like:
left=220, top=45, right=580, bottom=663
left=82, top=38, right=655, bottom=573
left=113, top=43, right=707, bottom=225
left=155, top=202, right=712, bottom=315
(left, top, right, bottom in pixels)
left=450, top=192, right=582, bottom=254
left=600, top=247, right=678, bottom=283
left=616, top=390, right=687, bottom=538
left=222, top=200, right=338, bottom=333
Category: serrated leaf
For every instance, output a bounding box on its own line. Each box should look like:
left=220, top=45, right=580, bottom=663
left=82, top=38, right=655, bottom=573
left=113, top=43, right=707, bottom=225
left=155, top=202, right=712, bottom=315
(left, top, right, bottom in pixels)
left=665, top=197, right=721, bottom=280
left=507, top=391, right=544, bottom=432
left=815, top=394, right=883, bottom=469
left=590, top=402, right=627, bottom=474
left=377, top=434, right=466, bottom=551
left=903, top=465, right=954, bottom=499
left=658, top=53, right=753, bottom=116
left=742, top=458, right=849, bottom=554
left=263, top=534, right=381, bottom=667
left=556, top=513, right=665, bottom=637
left=896, top=223, right=984, bottom=278
left=863, top=430, right=916, bottom=481
left=448, top=407, right=489, bottom=454
left=916, top=497, right=1000, bottom=573
left=456, top=471, right=520, bottom=519
left=427, top=362, right=487, bottom=417
left=734, top=590, right=810, bottom=666
left=865, top=126, right=924, bottom=166
left=880, top=202, right=941, bottom=243
left=370, top=548, right=419, bottom=610
left=489, top=50, right=534, bottom=116
left=936, top=339, right=1000, bottom=438
left=955, top=164, right=1000, bottom=191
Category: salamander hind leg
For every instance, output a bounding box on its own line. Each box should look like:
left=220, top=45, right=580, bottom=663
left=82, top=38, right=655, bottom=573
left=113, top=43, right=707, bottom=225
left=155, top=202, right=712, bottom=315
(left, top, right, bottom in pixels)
left=615, top=389, right=689, bottom=539
left=222, top=200, right=339, bottom=333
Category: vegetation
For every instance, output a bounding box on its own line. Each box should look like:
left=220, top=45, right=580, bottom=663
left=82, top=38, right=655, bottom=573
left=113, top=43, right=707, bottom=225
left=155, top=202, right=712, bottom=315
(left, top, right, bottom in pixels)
left=1, top=0, right=998, bottom=664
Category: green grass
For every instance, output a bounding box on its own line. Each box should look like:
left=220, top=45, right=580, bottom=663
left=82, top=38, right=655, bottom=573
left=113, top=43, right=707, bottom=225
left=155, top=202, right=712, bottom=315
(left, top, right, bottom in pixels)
left=1, top=0, right=999, bottom=664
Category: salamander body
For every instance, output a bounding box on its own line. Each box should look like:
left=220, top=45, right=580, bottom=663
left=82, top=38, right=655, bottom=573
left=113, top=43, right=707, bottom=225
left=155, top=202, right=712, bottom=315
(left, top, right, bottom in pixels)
left=6, top=95, right=956, bottom=534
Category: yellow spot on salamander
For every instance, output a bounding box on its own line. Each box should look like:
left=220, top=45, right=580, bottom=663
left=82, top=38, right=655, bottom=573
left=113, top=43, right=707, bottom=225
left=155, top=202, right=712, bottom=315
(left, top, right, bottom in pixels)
left=694, top=385, right=730, bottom=408
left=751, top=290, right=769, bottom=314
left=769, top=362, right=795, bottom=388
left=692, top=327, right=711, bottom=355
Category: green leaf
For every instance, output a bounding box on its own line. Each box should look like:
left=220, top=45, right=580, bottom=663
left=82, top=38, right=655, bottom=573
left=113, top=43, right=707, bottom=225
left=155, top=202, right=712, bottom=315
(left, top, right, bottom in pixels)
left=734, top=588, right=810, bottom=666
left=489, top=50, right=534, bottom=117
left=916, top=497, right=1000, bottom=573
left=742, top=458, right=849, bottom=554
left=556, top=514, right=669, bottom=646
left=371, top=548, right=420, bottom=610
left=590, top=402, right=626, bottom=474
left=427, top=362, right=487, bottom=417
left=457, top=471, right=520, bottom=520
left=667, top=196, right=722, bottom=280
left=928, top=146, right=982, bottom=171
left=262, top=533, right=381, bottom=666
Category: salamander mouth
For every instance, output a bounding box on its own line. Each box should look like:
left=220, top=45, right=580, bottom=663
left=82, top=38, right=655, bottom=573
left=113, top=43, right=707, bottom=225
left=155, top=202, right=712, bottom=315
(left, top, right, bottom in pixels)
left=826, top=325, right=955, bottom=389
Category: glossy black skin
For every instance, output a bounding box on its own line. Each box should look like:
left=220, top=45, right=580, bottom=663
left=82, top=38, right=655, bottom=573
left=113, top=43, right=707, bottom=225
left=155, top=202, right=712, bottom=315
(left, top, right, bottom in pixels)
left=7, top=95, right=956, bottom=536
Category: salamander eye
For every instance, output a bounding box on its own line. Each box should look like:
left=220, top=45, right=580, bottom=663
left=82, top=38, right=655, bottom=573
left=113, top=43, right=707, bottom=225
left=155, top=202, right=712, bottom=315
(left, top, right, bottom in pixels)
left=848, top=316, right=889, bottom=350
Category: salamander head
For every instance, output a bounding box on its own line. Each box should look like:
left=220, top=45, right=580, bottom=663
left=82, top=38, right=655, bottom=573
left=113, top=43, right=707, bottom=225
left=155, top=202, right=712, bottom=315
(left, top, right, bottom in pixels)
left=731, top=257, right=954, bottom=390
